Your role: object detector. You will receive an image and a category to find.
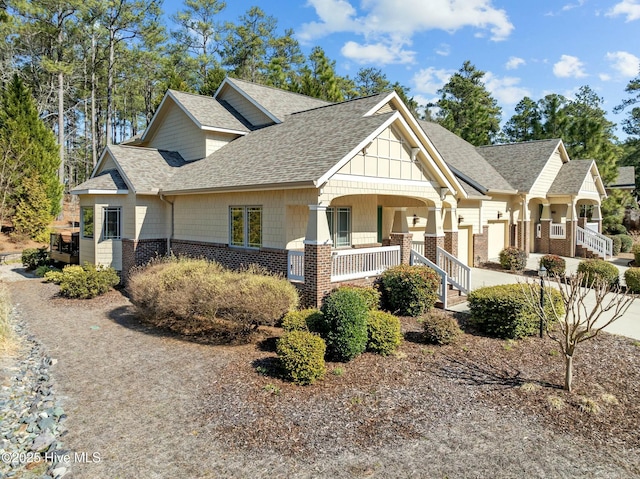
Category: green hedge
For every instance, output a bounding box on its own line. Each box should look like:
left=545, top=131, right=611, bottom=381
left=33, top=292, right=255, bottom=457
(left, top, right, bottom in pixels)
left=624, top=268, right=640, bottom=293
left=468, top=284, right=564, bottom=339
left=378, top=264, right=439, bottom=316
left=281, top=309, right=323, bottom=332
left=499, top=247, right=527, bottom=271
left=366, top=310, right=402, bottom=356
left=633, top=243, right=640, bottom=265
left=320, top=288, right=369, bottom=362
left=606, top=235, right=622, bottom=256
left=618, top=234, right=634, bottom=253
left=277, top=331, right=326, bottom=385
left=577, top=259, right=619, bottom=288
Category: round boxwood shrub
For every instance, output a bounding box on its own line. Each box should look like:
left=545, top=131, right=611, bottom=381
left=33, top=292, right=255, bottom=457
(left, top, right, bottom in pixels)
left=335, top=285, right=380, bottom=311
left=276, top=330, right=326, bottom=385
left=633, top=243, right=640, bottom=265
left=577, top=259, right=619, bottom=288
left=618, top=234, right=634, bottom=253
left=468, top=284, right=564, bottom=339
left=281, top=309, right=321, bottom=332
left=422, top=310, right=462, bottom=345
left=606, top=235, right=622, bottom=256
left=539, top=254, right=566, bottom=277
left=499, top=247, right=527, bottom=271
left=320, top=288, right=369, bottom=362
left=366, top=310, right=402, bottom=355
left=379, top=264, right=439, bottom=317
left=606, top=223, right=627, bottom=235
left=58, top=263, right=120, bottom=299
left=624, top=268, right=640, bottom=293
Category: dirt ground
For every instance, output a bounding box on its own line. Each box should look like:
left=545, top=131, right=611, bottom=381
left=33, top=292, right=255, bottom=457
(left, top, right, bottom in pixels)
left=5, top=276, right=640, bottom=479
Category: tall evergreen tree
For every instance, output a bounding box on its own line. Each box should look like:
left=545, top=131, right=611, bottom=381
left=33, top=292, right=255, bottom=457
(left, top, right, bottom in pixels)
left=615, top=70, right=640, bottom=137
left=436, top=61, right=501, bottom=146
left=298, top=47, right=343, bottom=102
left=503, top=97, right=543, bottom=142
left=538, top=94, right=569, bottom=139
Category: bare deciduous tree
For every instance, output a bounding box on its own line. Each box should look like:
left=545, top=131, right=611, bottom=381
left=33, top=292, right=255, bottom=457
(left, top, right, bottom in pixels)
left=522, top=272, right=636, bottom=392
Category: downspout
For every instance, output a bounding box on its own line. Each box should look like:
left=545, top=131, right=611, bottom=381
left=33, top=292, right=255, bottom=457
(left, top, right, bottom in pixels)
left=520, top=194, right=527, bottom=251
left=159, top=194, right=174, bottom=254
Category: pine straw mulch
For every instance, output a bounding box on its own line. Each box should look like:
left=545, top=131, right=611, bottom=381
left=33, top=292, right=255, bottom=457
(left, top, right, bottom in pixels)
left=195, top=315, right=640, bottom=459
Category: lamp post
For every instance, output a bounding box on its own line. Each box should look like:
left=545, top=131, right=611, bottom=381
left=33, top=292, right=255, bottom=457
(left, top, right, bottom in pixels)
left=538, top=265, right=547, bottom=338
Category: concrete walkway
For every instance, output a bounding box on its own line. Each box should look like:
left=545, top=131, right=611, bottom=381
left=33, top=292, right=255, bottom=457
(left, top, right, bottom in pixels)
left=449, top=253, right=640, bottom=341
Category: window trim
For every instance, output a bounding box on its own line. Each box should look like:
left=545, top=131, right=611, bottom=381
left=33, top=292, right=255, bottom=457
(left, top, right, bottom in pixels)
left=102, top=207, right=121, bottom=240
left=229, top=205, right=262, bottom=249
left=81, top=206, right=94, bottom=239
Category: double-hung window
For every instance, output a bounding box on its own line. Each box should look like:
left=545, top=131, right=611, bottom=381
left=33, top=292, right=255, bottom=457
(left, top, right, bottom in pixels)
left=103, top=207, right=121, bottom=240
left=230, top=206, right=262, bottom=248
left=81, top=207, right=94, bottom=239
left=326, top=207, right=351, bottom=247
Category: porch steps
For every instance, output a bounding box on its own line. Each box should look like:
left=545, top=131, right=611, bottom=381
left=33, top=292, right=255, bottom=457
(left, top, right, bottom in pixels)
left=436, top=285, right=467, bottom=309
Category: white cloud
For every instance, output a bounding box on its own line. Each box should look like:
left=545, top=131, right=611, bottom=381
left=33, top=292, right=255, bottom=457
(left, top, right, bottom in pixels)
left=341, top=41, right=416, bottom=65
left=411, top=67, right=453, bottom=95
left=605, top=51, right=640, bottom=77
left=562, top=0, right=585, bottom=12
left=553, top=55, right=587, bottom=78
left=505, top=56, right=525, bottom=70
left=606, top=0, right=640, bottom=21
left=297, top=0, right=360, bottom=41
left=435, top=43, right=451, bottom=56
left=484, top=73, right=530, bottom=105
left=599, top=73, right=612, bottom=81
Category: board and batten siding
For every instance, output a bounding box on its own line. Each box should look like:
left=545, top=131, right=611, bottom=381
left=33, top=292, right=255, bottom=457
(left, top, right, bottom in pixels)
left=145, top=102, right=206, bottom=161
left=529, top=149, right=564, bottom=198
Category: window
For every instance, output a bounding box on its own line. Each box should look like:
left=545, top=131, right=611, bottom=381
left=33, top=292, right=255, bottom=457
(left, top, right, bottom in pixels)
left=230, top=206, right=262, bottom=248
left=103, top=207, right=121, bottom=239
left=326, top=207, right=351, bottom=247
left=81, top=207, right=94, bottom=239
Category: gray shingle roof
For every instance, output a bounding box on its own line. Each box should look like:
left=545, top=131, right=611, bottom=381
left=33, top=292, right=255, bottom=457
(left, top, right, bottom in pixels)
left=225, top=78, right=332, bottom=122
left=71, top=169, right=128, bottom=193
left=163, top=93, right=393, bottom=193
left=108, top=145, right=187, bottom=193
left=168, top=90, right=250, bottom=132
left=476, top=139, right=562, bottom=192
left=608, top=166, right=636, bottom=188
left=548, top=160, right=595, bottom=195
left=419, top=121, right=514, bottom=193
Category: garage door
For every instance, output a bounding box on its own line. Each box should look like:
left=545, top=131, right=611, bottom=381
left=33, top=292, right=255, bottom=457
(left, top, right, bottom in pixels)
left=487, top=222, right=506, bottom=260
left=457, top=228, right=470, bottom=266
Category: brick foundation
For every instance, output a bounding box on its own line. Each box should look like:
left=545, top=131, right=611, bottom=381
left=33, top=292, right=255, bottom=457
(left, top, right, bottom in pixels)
left=472, top=226, right=489, bottom=266
left=121, top=238, right=168, bottom=284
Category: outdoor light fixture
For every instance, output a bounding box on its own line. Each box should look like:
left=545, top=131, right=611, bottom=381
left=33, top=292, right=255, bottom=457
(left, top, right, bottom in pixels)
left=538, top=265, right=547, bottom=338
left=458, top=216, right=464, bottom=224
left=497, top=212, right=503, bottom=219
left=412, top=214, right=419, bottom=226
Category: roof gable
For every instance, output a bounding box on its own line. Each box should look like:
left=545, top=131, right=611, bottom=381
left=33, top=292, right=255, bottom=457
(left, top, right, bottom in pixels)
left=548, top=160, right=606, bottom=197
left=71, top=168, right=128, bottom=195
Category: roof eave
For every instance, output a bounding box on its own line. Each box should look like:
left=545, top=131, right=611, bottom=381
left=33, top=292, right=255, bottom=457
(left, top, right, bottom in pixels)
left=71, top=189, right=129, bottom=195
left=160, top=180, right=316, bottom=196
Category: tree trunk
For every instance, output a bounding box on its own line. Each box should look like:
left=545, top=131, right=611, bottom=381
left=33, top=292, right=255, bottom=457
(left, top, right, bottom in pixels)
left=565, top=354, right=573, bottom=392
left=91, top=27, right=97, bottom=168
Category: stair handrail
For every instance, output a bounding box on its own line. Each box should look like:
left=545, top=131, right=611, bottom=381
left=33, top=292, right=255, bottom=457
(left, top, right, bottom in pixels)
left=410, top=250, right=447, bottom=306
left=436, top=246, right=471, bottom=294
left=576, top=226, right=613, bottom=259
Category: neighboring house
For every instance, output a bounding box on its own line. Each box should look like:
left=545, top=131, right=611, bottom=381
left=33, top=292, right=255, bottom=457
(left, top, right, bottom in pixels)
left=71, top=78, right=609, bottom=308
left=606, top=166, right=636, bottom=197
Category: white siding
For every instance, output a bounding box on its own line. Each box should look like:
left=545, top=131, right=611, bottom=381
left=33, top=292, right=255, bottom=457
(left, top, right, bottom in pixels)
left=146, top=102, right=206, bottom=161
left=135, top=196, right=168, bottom=239
left=530, top=150, right=564, bottom=197
left=205, top=132, right=237, bottom=156
left=218, top=88, right=273, bottom=127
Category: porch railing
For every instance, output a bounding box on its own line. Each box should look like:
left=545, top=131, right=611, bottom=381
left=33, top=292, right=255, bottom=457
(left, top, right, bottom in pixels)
left=411, top=240, right=425, bottom=257
left=436, top=247, right=471, bottom=295
left=287, top=250, right=305, bottom=282
left=586, top=222, right=599, bottom=232
left=550, top=223, right=566, bottom=239
left=410, top=250, right=447, bottom=306
left=576, top=226, right=613, bottom=259
left=331, top=246, right=400, bottom=282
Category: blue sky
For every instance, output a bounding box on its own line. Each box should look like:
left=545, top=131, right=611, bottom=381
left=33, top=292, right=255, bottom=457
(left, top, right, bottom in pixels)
left=162, top=0, right=640, bottom=138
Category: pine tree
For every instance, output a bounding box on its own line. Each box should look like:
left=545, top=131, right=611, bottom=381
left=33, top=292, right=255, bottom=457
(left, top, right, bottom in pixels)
left=503, top=97, right=543, bottom=142
left=298, top=47, right=343, bottom=102
left=13, top=175, right=52, bottom=242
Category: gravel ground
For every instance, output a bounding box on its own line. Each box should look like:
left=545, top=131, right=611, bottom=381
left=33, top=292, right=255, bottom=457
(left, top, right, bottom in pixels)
left=2, top=270, right=639, bottom=478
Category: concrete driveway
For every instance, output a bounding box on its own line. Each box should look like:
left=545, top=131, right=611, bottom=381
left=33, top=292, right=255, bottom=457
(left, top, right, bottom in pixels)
left=449, top=253, right=640, bottom=341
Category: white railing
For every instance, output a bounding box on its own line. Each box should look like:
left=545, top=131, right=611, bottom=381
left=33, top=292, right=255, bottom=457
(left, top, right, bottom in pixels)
left=436, top=247, right=471, bottom=295
left=331, top=246, right=400, bottom=282
left=536, top=223, right=542, bottom=239
left=411, top=240, right=424, bottom=257
left=410, top=250, right=447, bottom=306
left=576, top=226, right=613, bottom=259
left=586, top=222, right=599, bottom=232
left=550, top=223, right=566, bottom=239
left=287, top=250, right=305, bottom=282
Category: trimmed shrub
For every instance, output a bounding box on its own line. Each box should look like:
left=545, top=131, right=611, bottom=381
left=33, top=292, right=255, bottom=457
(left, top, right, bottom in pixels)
left=366, top=310, right=402, bottom=355
left=468, top=284, right=564, bottom=339
left=35, top=265, right=57, bottom=278
left=58, top=263, right=120, bottom=299
left=336, top=285, right=380, bottom=311
left=379, top=264, right=440, bottom=317
left=422, top=310, right=462, bottom=345
left=499, top=247, right=527, bottom=271
left=618, top=234, right=634, bottom=253
left=281, top=309, right=323, bottom=332
left=624, top=268, right=640, bottom=293
left=43, top=269, right=64, bottom=284
left=539, top=254, right=566, bottom=277
left=606, top=235, right=622, bottom=256
left=276, top=330, right=326, bottom=385
left=577, top=259, right=619, bottom=288
left=320, top=288, right=369, bottom=362
left=21, top=248, right=49, bottom=271
left=634, top=243, right=640, bottom=265
left=607, top=223, right=627, bottom=235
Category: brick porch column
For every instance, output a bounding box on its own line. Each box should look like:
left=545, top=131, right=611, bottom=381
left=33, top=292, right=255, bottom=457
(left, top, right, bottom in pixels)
left=540, top=220, right=551, bottom=254
left=472, top=226, right=488, bottom=266
left=518, top=220, right=531, bottom=255
left=444, top=231, right=458, bottom=256
left=424, top=235, right=445, bottom=263
left=302, top=205, right=333, bottom=308
left=390, top=232, right=413, bottom=264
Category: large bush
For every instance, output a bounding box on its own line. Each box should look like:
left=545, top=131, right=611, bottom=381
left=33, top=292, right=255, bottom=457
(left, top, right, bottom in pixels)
left=127, top=257, right=299, bottom=334
left=378, top=264, right=439, bottom=316
left=577, top=259, right=619, bottom=288
left=320, top=288, right=369, bottom=362
left=277, top=330, right=326, bottom=385
left=57, top=263, right=120, bottom=299
left=606, top=235, right=622, bottom=256
left=539, top=254, right=566, bottom=277
left=624, top=268, right=640, bottom=293
left=618, top=234, right=634, bottom=253
left=281, top=309, right=323, bottom=333
left=21, top=247, right=49, bottom=271
left=366, top=310, right=402, bottom=356
left=634, top=243, right=640, bottom=265
left=336, top=285, right=380, bottom=311
left=422, top=310, right=463, bottom=345
left=499, top=247, right=527, bottom=271
left=468, top=284, right=564, bottom=339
